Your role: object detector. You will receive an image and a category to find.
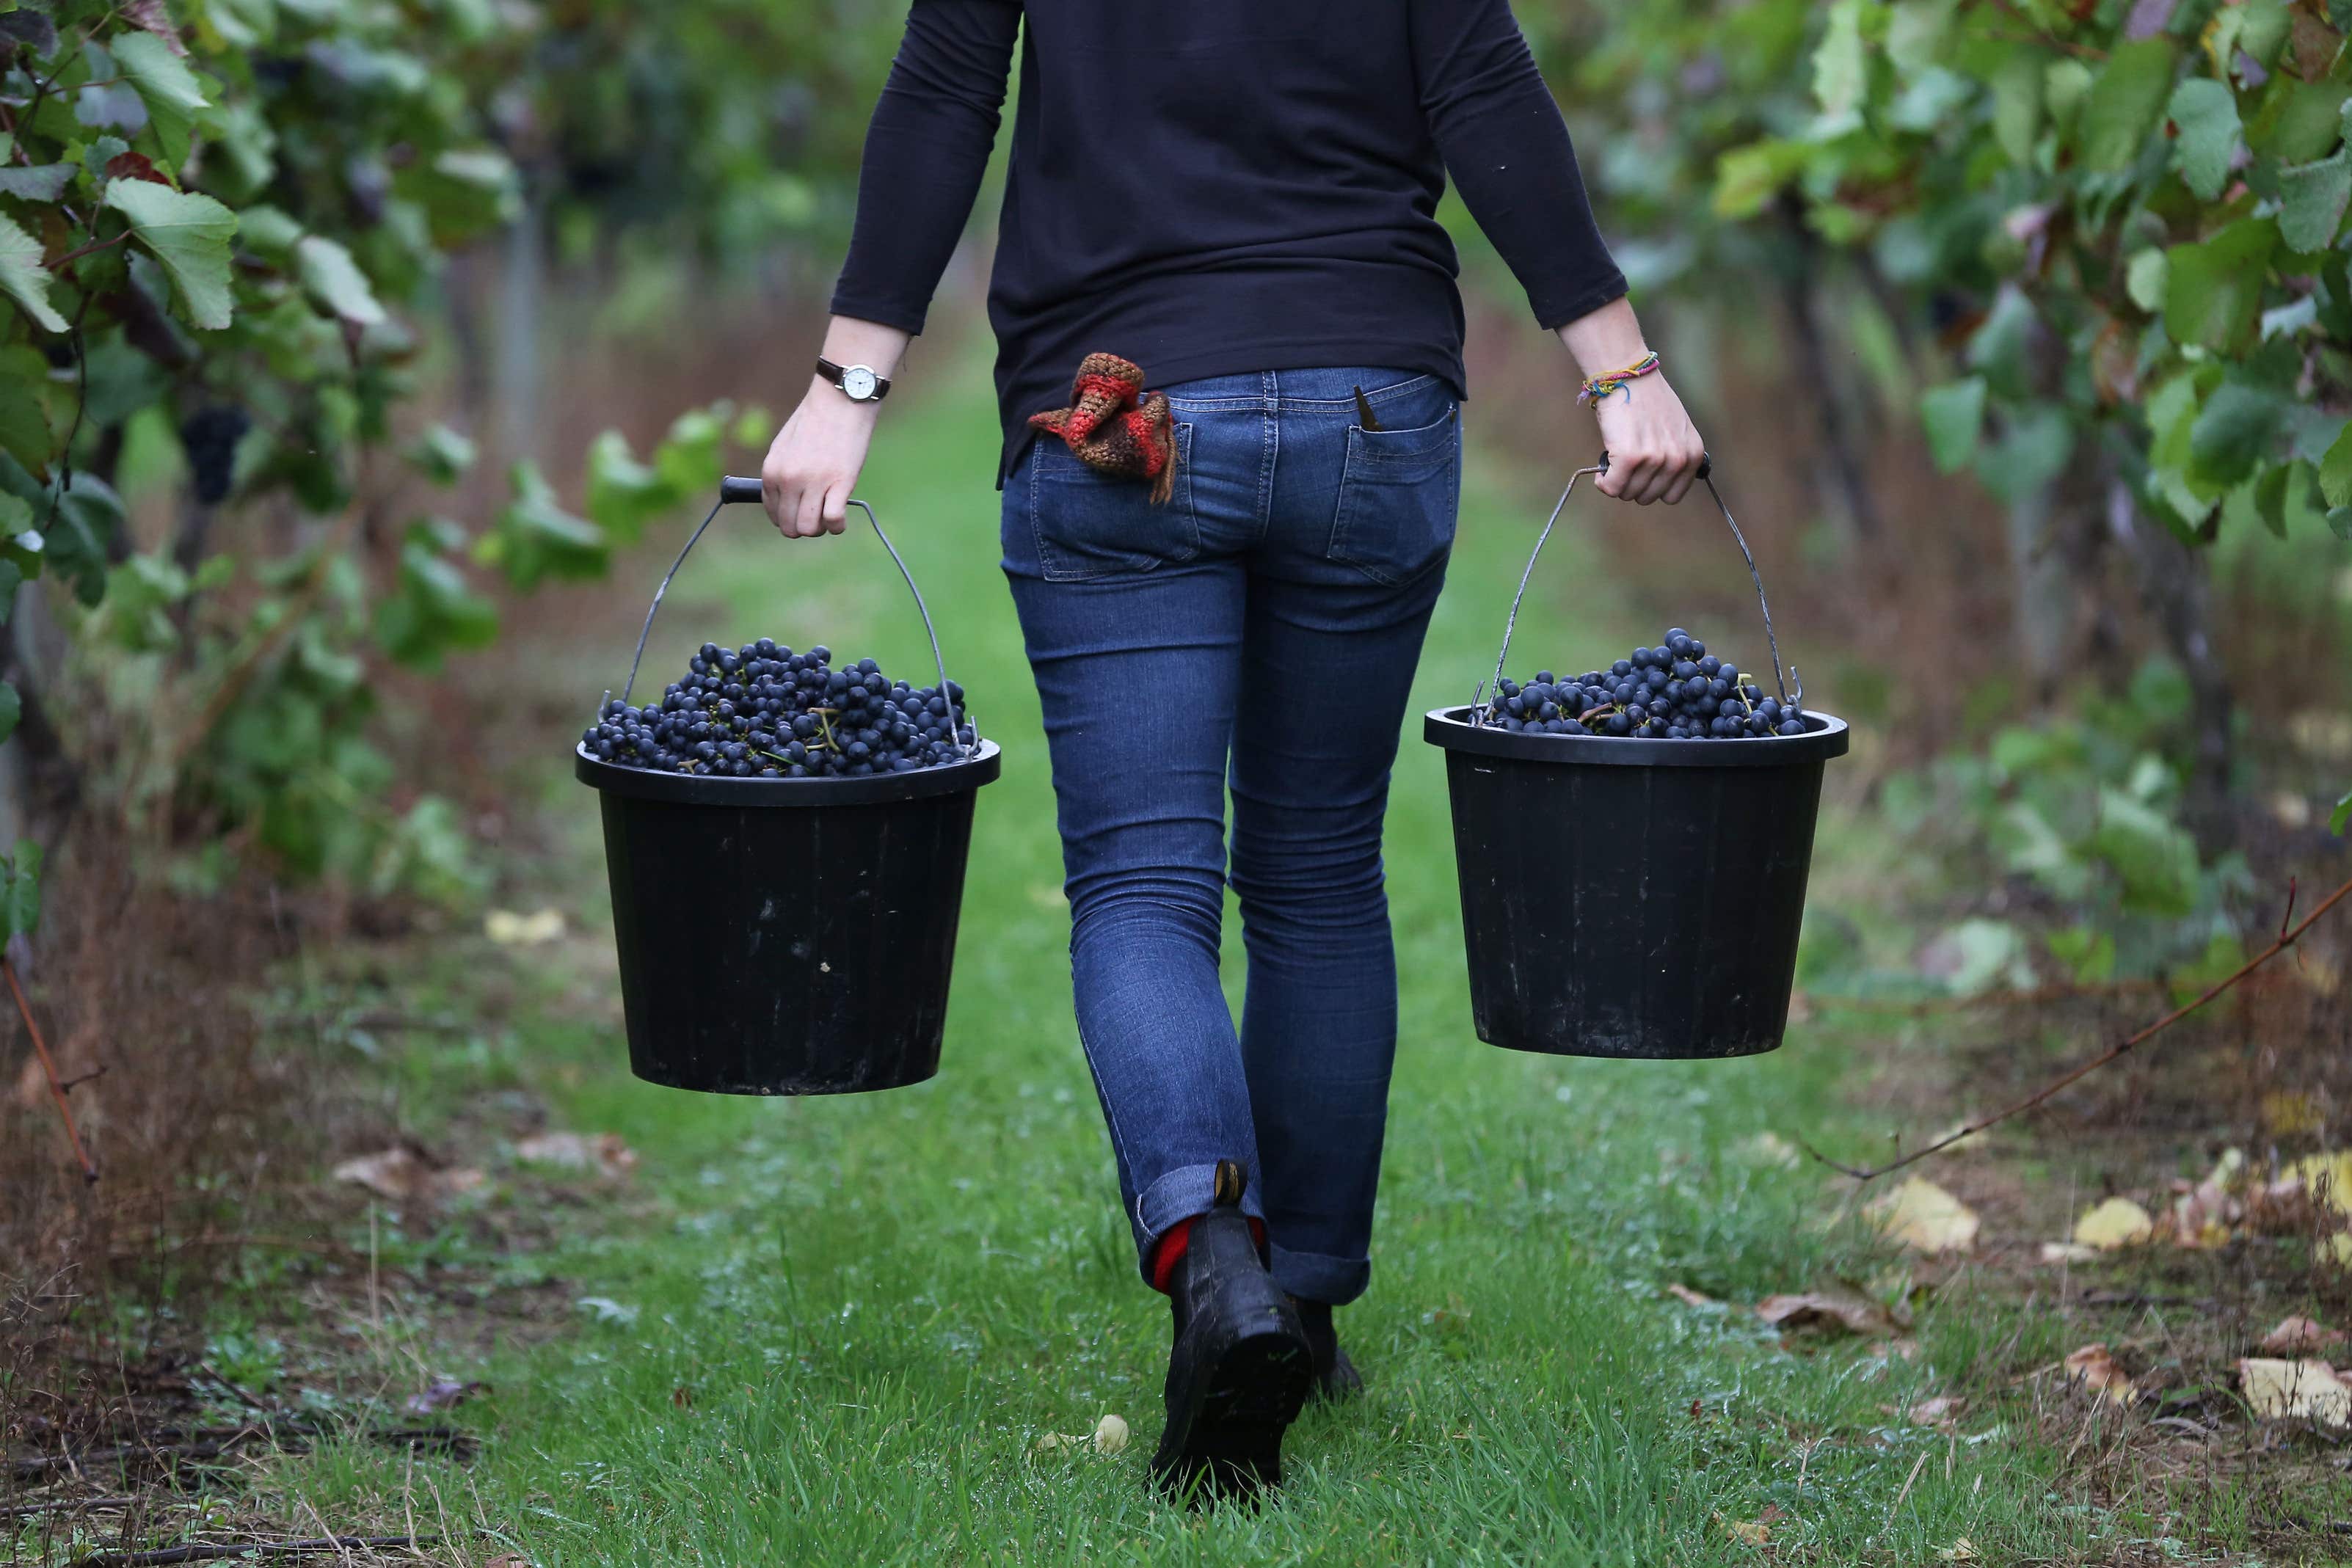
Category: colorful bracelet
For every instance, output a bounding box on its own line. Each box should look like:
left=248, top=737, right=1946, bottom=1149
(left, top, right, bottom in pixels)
left=1578, top=350, right=1661, bottom=406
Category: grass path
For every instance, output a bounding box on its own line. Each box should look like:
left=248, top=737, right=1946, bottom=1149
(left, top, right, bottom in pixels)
left=288, top=362, right=2109, bottom=1565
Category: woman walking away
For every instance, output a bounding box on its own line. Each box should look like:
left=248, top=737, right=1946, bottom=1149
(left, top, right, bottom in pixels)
left=760, top=0, right=1705, bottom=1504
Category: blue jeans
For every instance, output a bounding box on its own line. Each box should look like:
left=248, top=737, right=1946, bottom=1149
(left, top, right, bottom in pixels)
left=1000, top=366, right=1461, bottom=1305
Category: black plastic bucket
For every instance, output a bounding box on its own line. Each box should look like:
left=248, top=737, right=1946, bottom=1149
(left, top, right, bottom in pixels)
left=1424, top=457, right=1849, bottom=1060
left=576, top=479, right=1002, bottom=1094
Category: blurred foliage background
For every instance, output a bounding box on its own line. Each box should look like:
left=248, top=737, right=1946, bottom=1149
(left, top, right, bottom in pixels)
left=0, top=0, right=2347, bottom=1310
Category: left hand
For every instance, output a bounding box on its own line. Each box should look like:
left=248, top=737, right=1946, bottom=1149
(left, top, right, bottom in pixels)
left=1590, top=374, right=1707, bottom=506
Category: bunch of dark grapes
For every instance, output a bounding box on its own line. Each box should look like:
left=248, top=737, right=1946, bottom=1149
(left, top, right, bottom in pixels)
left=1485, top=627, right=1807, bottom=740
left=580, top=641, right=975, bottom=778
left=180, top=405, right=251, bottom=506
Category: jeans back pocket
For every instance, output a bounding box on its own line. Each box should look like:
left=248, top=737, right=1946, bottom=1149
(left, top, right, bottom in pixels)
left=1328, top=402, right=1461, bottom=586
left=1027, top=423, right=1199, bottom=582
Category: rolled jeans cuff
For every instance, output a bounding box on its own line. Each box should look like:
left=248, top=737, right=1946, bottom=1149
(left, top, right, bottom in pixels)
left=1132, top=1162, right=1264, bottom=1282
left=1269, top=1242, right=1370, bottom=1306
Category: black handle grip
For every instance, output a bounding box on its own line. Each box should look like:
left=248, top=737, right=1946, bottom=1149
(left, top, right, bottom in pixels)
left=1597, top=450, right=1712, bottom=480
left=721, top=475, right=763, bottom=506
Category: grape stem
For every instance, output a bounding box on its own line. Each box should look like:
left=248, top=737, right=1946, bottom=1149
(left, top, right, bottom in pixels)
left=1801, top=872, right=2352, bottom=1182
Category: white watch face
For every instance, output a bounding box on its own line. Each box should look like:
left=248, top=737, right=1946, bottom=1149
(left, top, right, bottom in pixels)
left=841, top=365, right=878, bottom=401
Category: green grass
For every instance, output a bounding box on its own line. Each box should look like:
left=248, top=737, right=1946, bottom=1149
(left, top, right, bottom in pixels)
left=268, top=360, right=2128, bottom=1564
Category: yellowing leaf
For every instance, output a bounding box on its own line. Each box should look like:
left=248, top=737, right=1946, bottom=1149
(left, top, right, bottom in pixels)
left=2264, top=1090, right=2325, bottom=1137
left=2238, top=1357, right=2352, bottom=1426
left=2039, top=1240, right=2099, bottom=1263
left=2289, top=1153, right=2352, bottom=1214
left=1869, top=1177, right=1981, bottom=1254
left=1091, top=1413, right=1129, bottom=1454
left=2074, top=1196, right=2155, bottom=1250
left=1938, top=1541, right=1980, bottom=1563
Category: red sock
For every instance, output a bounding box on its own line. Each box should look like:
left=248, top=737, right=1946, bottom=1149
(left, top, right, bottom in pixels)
left=1148, top=1212, right=1267, bottom=1294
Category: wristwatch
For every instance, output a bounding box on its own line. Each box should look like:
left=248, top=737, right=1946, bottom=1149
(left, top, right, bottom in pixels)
left=816, top=357, right=891, bottom=404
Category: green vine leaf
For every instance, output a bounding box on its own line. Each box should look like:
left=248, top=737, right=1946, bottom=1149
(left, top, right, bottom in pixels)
left=102, top=179, right=238, bottom=329
left=2331, top=790, right=2351, bottom=836
left=0, top=346, right=55, bottom=473
left=1920, top=376, right=1987, bottom=473
left=1811, top=0, right=1869, bottom=136
left=111, top=29, right=210, bottom=169
left=0, top=165, right=78, bottom=203
left=474, top=462, right=609, bottom=591
left=2164, top=218, right=2278, bottom=354
left=2321, top=421, right=2352, bottom=511
left=0, top=837, right=43, bottom=946
left=2079, top=37, right=2177, bottom=172
left=2279, top=150, right=2352, bottom=252
left=2166, top=78, right=2240, bottom=201
left=0, top=215, right=69, bottom=335
left=294, top=235, right=387, bottom=327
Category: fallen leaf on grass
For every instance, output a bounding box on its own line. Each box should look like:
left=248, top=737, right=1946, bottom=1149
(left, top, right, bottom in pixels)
left=1092, top=1413, right=1129, bottom=1455
left=2038, top=1241, right=2099, bottom=1264
left=2262, top=1090, right=2324, bottom=1137
left=1664, top=1283, right=1724, bottom=1309
left=1717, top=1504, right=1783, bottom=1545
left=2072, top=1196, right=2155, bottom=1250
left=2166, top=1149, right=2243, bottom=1247
left=1868, top=1176, right=1980, bottom=1254
left=672, top=1386, right=693, bottom=1409
left=2238, top=1357, right=2352, bottom=1426
left=404, top=1378, right=486, bottom=1415
left=516, top=1131, right=638, bottom=1180
left=485, top=908, right=565, bottom=946
left=2257, top=1316, right=2345, bottom=1356
left=2290, top=1153, right=2352, bottom=1215
left=332, top=1146, right=487, bottom=1204
left=483, top=1557, right=532, bottom=1568
left=1937, top=1540, right=1979, bottom=1562
left=1908, top=1395, right=1962, bottom=1426
left=2064, top=1343, right=2136, bottom=1406
left=1757, top=1287, right=1904, bottom=1338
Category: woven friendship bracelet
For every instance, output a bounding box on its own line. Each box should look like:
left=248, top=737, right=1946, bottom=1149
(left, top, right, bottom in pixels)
left=1577, top=350, right=1661, bottom=406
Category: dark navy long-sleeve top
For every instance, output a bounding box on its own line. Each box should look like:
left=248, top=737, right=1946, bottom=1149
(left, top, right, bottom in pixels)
left=829, top=0, right=1628, bottom=483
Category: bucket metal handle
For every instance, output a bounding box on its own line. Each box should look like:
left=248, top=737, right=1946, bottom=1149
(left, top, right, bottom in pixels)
left=613, top=478, right=975, bottom=759
left=1477, top=452, right=1796, bottom=723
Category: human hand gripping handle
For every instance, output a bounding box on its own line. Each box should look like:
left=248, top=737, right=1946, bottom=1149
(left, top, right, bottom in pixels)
left=1557, top=297, right=1706, bottom=506
left=760, top=316, right=910, bottom=539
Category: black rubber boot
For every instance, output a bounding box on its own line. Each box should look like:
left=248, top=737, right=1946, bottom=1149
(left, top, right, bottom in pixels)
left=1149, top=1160, right=1312, bottom=1506
left=1288, top=1297, right=1365, bottom=1403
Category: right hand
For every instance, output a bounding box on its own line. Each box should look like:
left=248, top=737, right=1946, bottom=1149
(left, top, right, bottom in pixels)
left=761, top=379, right=881, bottom=539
